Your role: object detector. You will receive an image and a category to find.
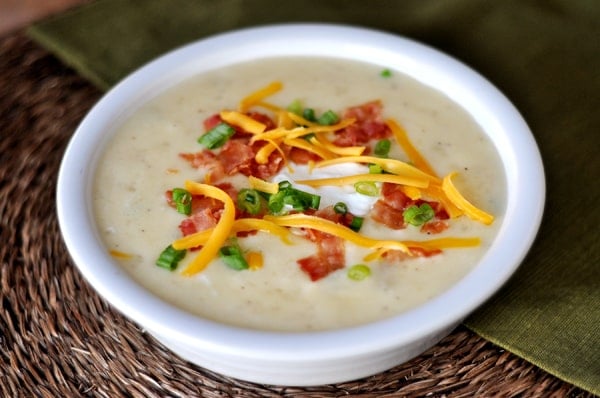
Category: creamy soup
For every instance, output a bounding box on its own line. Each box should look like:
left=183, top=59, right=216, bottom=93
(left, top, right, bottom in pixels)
left=93, top=57, right=505, bottom=332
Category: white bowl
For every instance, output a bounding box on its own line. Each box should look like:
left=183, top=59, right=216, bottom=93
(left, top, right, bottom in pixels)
left=56, top=23, right=545, bottom=386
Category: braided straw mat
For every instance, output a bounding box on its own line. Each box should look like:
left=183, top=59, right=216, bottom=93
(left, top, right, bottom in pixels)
left=0, top=32, right=594, bottom=398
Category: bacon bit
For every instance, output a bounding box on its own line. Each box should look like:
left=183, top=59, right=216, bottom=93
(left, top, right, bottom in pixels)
left=371, top=183, right=448, bottom=233
left=420, top=220, right=449, bottom=234
left=179, top=208, right=218, bottom=237
left=203, top=113, right=222, bottom=130
left=219, top=139, right=255, bottom=175
left=333, top=101, right=391, bottom=147
left=298, top=234, right=345, bottom=281
left=371, top=200, right=406, bottom=230
left=180, top=151, right=226, bottom=181
left=288, top=147, right=322, bottom=164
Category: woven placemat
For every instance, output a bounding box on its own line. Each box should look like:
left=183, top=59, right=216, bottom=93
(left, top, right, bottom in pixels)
left=0, top=31, right=594, bottom=398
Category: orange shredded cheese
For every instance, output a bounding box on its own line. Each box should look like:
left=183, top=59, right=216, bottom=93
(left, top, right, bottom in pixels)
left=248, top=175, right=279, bottom=194
left=308, top=135, right=365, bottom=156
left=220, top=110, right=266, bottom=134
left=239, top=81, right=283, bottom=112
left=442, top=172, right=494, bottom=225
left=172, top=218, right=292, bottom=250
left=175, top=181, right=236, bottom=276
left=246, top=252, right=264, bottom=270
left=315, top=155, right=438, bottom=182
left=109, top=250, right=133, bottom=259
left=296, top=173, right=429, bottom=189
left=386, top=118, right=438, bottom=178
left=264, top=214, right=409, bottom=253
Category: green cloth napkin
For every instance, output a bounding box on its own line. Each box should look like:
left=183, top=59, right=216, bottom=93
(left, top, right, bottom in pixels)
left=27, top=0, right=600, bottom=393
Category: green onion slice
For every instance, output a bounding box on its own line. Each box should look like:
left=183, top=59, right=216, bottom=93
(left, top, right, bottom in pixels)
left=287, top=99, right=303, bottom=115
left=268, top=181, right=321, bottom=214
left=198, top=122, right=235, bottom=149
left=374, top=139, right=391, bottom=157
left=156, top=245, right=187, bottom=271
left=368, top=164, right=384, bottom=174
left=219, top=245, right=249, bottom=270
left=349, top=216, right=364, bottom=232
left=237, top=189, right=263, bottom=215
left=172, top=188, right=192, bottom=215
left=380, top=69, right=392, bottom=78
left=278, top=180, right=292, bottom=190
left=302, top=108, right=316, bottom=122
left=403, top=203, right=435, bottom=226
left=317, top=110, right=339, bottom=126
left=347, top=264, right=371, bottom=281
left=333, top=202, right=348, bottom=215
left=354, top=181, right=379, bottom=196
left=267, top=190, right=286, bottom=214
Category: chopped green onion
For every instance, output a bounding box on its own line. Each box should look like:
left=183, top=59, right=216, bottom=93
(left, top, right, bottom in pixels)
left=287, top=99, right=303, bottom=115
left=172, top=188, right=192, bottom=215
left=403, top=203, right=435, bottom=226
left=380, top=69, right=392, bottom=78
left=316, top=110, right=339, bottom=126
left=354, top=181, right=379, bottom=196
left=347, top=264, right=371, bottom=281
left=303, top=132, right=316, bottom=141
left=333, top=202, right=348, bottom=215
left=349, top=216, right=364, bottom=232
left=303, top=108, right=316, bottom=122
left=198, top=122, right=235, bottom=149
left=374, top=139, right=391, bottom=157
left=368, top=164, right=383, bottom=174
left=219, top=245, right=249, bottom=270
left=237, top=189, right=263, bottom=215
left=278, top=180, right=292, bottom=190
left=156, top=245, right=187, bottom=271
left=268, top=181, right=321, bottom=214
left=267, top=190, right=286, bottom=214
left=283, top=189, right=321, bottom=211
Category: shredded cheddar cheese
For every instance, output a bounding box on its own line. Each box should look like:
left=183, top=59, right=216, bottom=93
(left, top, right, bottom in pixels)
left=248, top=175, right=279, bottom=194
left=239, top=81, right=283, bottom=112
left=220, top=110, right=266, bottom=134
left=315, top=155, right=438, bottom=182
left=176, top=181, right=236, bottom=276
left=387, top=118, right=438, bottom=178
left=173, top=218, right=292, bottom=251
left=296, top=173, right=430, bottom=189
left=264, top=214, right=410, bottom=253
left=246, top=251, right=264, bottom=270
left=109, top=250, right=133, bottom=259
left=442, top=172, right=494, bottom=225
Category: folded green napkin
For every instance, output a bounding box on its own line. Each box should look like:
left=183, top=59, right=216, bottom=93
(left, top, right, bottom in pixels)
left=28, top=0, right=600, bottom=393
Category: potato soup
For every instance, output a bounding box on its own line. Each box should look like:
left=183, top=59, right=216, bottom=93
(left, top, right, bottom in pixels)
left=93, top=57, right=505, bottom=332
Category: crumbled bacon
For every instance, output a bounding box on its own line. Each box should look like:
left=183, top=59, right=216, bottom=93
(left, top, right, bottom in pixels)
left=181, top=112, right=285, bottom=182
left=288, top=147, right=321, bottom=165
left=297, top=233, right=345, bottom=281
left=333, top=101, right=391, bottom=146
left=294, top=205, right=359, bottom=281
left=371, top=200, right=406, bottom=229
left=371, top=183, right=448, bottom=233
left=420, top=220, right=448, bottom=234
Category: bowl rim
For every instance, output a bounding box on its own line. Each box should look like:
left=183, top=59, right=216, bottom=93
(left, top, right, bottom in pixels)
left=56, top=23, right=545, bottom=361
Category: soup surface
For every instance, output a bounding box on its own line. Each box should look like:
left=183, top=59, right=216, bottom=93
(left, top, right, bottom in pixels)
left=93, top=57, right=505, bottom=331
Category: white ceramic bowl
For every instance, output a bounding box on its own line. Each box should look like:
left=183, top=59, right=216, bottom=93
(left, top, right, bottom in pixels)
left=56, top=23, right=545, bottom=386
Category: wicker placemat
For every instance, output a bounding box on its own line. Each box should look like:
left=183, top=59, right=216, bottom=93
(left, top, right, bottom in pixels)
left=0, top=31, right=594, bottom=398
